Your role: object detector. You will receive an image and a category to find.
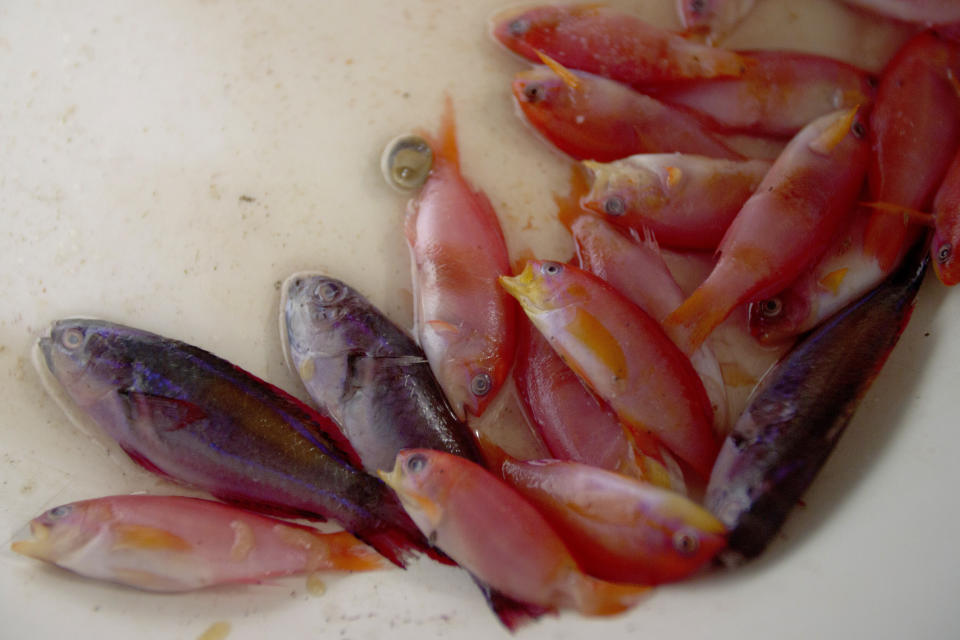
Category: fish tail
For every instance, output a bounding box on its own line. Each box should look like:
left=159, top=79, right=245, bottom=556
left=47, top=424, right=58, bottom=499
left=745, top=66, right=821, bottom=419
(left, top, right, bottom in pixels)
left=435, top=94, right=461, bottom=171
left=321, top=531, right=391, bottom=572
left=663, top=284, right=733, bottom=355
left=554, top=164, right=593, bottom=231
left=568, top=572, right=650, bottom=616
left=472, top=576, right=553, bottom=630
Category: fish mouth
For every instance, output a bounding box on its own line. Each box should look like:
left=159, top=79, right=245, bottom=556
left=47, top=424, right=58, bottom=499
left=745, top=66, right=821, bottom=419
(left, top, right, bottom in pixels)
left=278, top=271, right=330, bottom=376
left=499, top=262, right=549, bottom=313
left=10, top=521, right=51, bottom=560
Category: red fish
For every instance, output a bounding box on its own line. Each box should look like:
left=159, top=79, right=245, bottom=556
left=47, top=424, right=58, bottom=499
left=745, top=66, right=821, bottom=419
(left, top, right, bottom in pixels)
left=500, top=261, right=718, bottom=479
left=491, top=4, right=746, bottom=87
left=663, top=107, right=870, bottom=355
left=512, top=63, right=746, bottom=163
left=380, top=450, right=649, bottom=615
left=406, top=97, right=516, bottom=419
left=931, top=148, right=960, bottom=284
left=648, top=50, right=876, bottom=138
left=502, top=459, right=727, bottom=585
left=863, top=30, right=960, bottom=273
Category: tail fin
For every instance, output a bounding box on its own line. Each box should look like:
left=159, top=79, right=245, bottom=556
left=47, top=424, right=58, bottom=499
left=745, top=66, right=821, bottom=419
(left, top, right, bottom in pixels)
left=663, top=282, right=734, bottom=356
left=472, top=576, right=554, bottom=630
left=569, top=573, right=651, bottom=616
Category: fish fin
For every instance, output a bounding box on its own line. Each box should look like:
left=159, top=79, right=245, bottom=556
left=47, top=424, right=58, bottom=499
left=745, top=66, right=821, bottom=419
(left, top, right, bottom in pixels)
left=111, top=568, right=191, bottom=592
left=569, top=573, right=651, bottom=616
left=555, top=164, right=593, bottom=231
left=322, top=531, right=390, bottom=572
left=432, top=94, right=460, bottom=172
left=425, top=319, right=461, bottom=334
left=818, top=268, right=849, bottom=294
left=536, top=50, right=580, bottom=90
left=118, top=444, right=181, bottom=482
left=472, top=576, right=554, bottom=630
left=860, top=201, right=934, bottom=226
left=663, top=284, right=733, bottom=355
left=118, top=390, right=209, bottom=432
left=111, top=524, right=192, bottom=552
left=664, top=166, right=683, bottom=191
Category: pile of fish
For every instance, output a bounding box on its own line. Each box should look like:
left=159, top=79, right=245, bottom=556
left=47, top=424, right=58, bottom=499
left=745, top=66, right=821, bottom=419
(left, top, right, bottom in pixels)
left=13, top=1, right=960, bottom=631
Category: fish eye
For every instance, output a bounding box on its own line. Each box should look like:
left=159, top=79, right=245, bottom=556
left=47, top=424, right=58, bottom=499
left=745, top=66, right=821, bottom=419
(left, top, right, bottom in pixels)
left=851, top=121, right=866, bottom=140
left=522, top=83, right=544, bottom=103
left=541, top=262, right=563, bottom=276
left=759, top=298, right=782, bottom=318
left=938, top=242, right=952, bottom=264
left=470, top=372, right=492, bottom=397
left=603, top=196, right=626, bottom=216
left=60, top=327, right=85, bottom=350
left=508, top=18, right=530, bottom=37
left=314, top=281, right=344, bottom=304
left=380, top=134, right=433, bottom=192
left=406, top=453, right=428, bottom=474
left=673, top=528, right=700, bottom=556
left=689, top=0, right=706, bottom=14
left=48, top=505, right=72, bottom=519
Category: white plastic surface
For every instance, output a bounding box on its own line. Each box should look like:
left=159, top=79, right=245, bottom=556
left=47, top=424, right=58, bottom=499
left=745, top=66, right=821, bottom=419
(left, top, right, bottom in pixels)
left=0, top=1, right=956, bottom=639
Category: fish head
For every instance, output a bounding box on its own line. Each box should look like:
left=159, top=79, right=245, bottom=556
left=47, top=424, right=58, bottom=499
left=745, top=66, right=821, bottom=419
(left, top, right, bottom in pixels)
left=281, top=272, right=371, bottom=361
left=378, top=449, right=457, bottom=538
left=499, top=260, right=584, bottom=317
left=512, top=66, right=591, bottom=135
left=11, top=500, right=110, bottom=564
left=581, top=159, right=665, bottom=224
left=37, top=319, right=136, bottom=408
left=748, top=293, right=810, bottom=345
left=489, top=5, right=566, bottom=60
left=932, top=228, right=959, bottom=285
left=648, top=490, right=729, bottom=577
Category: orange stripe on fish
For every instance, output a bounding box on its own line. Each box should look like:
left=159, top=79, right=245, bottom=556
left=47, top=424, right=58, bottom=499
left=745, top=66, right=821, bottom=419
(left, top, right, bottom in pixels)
left=111, top=524, right=192, bottom=552
left=564, top=307, right=628, bottom=384
left=426, top=319, right=461, bottom=334
left=665, top=166, right=683, bottom=190
left=860, top=201, right=934, bottom=226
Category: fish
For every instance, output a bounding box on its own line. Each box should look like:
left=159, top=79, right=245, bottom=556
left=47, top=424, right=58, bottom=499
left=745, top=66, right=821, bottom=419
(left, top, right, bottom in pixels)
left=705, top=240, right=928, bottom=564
left=501, top=459, right=727, bottom=585
left=281, top=274, right=546, bottom=630
left=663, top=107, right=870, bottom=355
left=36, top=318, right=434, bottom=568
left=379, top=449, right=650, bottom=615
left=281, top=273, right=480, bottom=474
left=11, top=495, right=386, bottom=591
left=405, top=97, right=516, bottom=420
left=490, top=4, right=746, bottom=87
left=511, top=64, right=746, bottom=163
left=864, top=29, right=960, bottom=273
left=840, top=0, right=960, bottom=24
left=677, top=0, right=757, bottom=43
left=579, top=153, right=771, bottom=251
left=513, top=316, right=685, bottom=492
left=499, top=260, right=719, bottom=479
left=565, top=213, right=730, bottom=436
left=647, top=50, right=876, bottom=138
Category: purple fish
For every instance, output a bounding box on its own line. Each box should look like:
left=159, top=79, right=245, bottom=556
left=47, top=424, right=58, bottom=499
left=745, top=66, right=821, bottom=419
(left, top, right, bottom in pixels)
left=705, top=241, right=928, bottom=563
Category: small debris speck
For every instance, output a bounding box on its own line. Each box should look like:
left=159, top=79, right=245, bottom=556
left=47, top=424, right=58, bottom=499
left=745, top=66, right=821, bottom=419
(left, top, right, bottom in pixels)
left=239, top=195, right=256, bottom=203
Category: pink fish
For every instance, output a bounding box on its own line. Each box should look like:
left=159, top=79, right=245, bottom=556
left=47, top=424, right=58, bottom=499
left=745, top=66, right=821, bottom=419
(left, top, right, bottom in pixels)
left=663, top=107, right=870, bottom=355
left=502, top=459, right=727, bottom=585
left=579, top=153, right=770, bottom=250
left=931, top=147, right=960, bottom=284
left=500, top=260, right=718, bottom=479
left=648, top=50, right=876, bottom=138
left=11, top=495, right=385, bottom=591
left=491, top=4, right=746, bottom=87
left=864, top=29, right=960, bottom=273
left=406, top=97, right=516, bottom=419
left=512, top=63, right=745, bottom=163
